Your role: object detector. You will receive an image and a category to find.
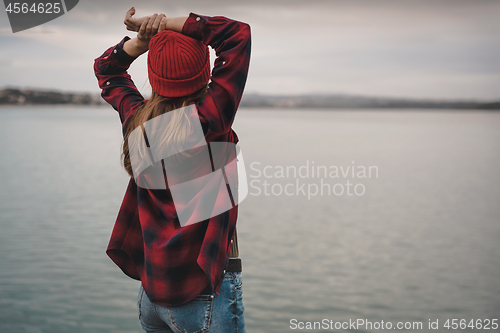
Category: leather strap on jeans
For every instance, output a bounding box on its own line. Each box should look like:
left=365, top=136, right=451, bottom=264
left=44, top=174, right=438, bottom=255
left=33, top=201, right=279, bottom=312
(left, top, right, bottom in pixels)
left=225, top=257, right=242, bottom=273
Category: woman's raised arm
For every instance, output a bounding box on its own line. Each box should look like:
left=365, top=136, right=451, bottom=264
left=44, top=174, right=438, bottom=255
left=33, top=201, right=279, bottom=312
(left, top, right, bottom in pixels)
left=183, top=13, right=252, bottom=135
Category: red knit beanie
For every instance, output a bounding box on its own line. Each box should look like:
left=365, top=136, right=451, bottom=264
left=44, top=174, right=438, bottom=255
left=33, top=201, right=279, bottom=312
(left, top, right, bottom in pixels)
left=147, top=30, right=210, bottom=98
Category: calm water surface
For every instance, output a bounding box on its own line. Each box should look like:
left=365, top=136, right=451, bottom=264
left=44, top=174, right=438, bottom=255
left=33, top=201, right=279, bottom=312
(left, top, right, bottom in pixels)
left=0, top=106, right=499, bottom=332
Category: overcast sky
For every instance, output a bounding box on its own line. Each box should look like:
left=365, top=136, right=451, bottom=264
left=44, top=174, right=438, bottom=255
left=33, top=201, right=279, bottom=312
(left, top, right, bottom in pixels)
left=1, top=0, right=499, bottom=100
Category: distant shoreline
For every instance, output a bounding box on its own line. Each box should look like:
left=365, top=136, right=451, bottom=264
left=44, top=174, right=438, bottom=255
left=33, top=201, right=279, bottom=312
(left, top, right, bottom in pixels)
left=1, top=87, right=499, bottom=110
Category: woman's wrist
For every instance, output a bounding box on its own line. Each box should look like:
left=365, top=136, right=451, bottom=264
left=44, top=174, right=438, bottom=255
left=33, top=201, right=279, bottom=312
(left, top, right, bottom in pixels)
left=164, top=16, right=188, bottom=33
left=132, top=15, right=187, bottom=32
left=123, top=37, right=149, bottom=58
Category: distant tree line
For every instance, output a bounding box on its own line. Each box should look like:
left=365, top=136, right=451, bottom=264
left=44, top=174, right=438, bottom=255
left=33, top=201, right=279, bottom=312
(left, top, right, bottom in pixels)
left=1, top=87, right=498, bottom=110
left=239, top=94, right=500, bottom=110
left=0, top=88, right=105, bottom=105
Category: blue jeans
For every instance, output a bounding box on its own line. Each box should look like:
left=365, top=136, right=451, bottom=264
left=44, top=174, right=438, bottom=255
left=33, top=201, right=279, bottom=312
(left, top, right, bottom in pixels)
left=138, top=272, right=245, bottom=333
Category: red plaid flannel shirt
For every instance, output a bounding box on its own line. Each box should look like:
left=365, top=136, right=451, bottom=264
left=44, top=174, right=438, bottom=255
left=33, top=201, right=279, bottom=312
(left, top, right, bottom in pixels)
left=93, top=13, right=251, bottom=306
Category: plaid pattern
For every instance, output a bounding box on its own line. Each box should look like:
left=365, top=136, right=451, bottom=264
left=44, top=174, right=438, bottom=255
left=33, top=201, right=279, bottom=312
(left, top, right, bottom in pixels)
left=93, top=13, right=251, bottom=306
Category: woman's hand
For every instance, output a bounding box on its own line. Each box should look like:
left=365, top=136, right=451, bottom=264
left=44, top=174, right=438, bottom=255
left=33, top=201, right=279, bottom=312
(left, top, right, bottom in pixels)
left=124, top=7, right=147, bottom=32
left=123, top=13, right=166, bottom=58
left=136, top=14, right=167, bottom=46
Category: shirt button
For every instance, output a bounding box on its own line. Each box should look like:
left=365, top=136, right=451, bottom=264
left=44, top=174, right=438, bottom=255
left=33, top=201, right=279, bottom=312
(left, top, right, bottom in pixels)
left=113, top=49, right=117, bottom=54
left=196, top=17, right=200, bottom=21
left=106, top=81, right=110, bottom=86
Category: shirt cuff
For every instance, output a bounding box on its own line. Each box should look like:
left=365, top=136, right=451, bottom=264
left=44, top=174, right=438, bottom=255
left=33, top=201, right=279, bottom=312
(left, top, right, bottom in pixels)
left=111, top=36, right=137, bottom=66
left=182, top=13, right=207, bottom=42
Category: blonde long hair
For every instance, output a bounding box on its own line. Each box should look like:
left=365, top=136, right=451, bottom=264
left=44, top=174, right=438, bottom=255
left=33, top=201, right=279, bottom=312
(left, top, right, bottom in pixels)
left=122, top=85, right=208, bottom=177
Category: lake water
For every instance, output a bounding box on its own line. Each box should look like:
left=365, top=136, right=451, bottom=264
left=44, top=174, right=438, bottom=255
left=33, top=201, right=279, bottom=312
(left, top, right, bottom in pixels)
left=0, top=106, right=499, bottom=333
